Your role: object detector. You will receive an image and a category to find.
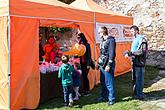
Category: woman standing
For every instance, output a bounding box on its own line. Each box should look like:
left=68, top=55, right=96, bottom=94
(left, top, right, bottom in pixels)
left=77, top=33, right=91, bottom=96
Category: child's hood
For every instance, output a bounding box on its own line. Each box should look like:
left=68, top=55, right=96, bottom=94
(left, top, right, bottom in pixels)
left=62, top=63, right=71, bottom=70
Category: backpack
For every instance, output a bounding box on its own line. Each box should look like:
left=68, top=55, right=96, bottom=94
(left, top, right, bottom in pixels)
left=134, top=37, right=148, bottom=67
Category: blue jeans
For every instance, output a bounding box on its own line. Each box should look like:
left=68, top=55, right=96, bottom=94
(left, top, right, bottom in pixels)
left=63, top=85, right=73, bottom=103
left=132, top=65, right=145, bottom=98
left=100, top=61, right=115, bottom=102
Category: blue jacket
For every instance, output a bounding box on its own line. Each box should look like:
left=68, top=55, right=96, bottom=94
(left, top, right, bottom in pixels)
left=131, top=35, right=148, bottom=67
left=131, top=35, right=144, bottom=52
left=99, top=36, right=116, bottom=67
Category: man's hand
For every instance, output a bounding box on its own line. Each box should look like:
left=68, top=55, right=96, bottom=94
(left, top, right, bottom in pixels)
left=95, top=64, right=100, bottom=70
left=124, top=53, right=129, bottom=58
left=124, top=50, right=132, bottom=58
left=105, top=66, right=110, bottom=72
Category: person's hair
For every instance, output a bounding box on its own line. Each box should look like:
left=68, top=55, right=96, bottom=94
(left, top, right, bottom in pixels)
left=100, top=26, right=108, bottom=35
left=48, top=36, right=54, bottom=40
left=61, top=55, right=69, bottom=63
left=130, top=25, right=139, bottom=34
left=78, top=33, right=88, bottom=44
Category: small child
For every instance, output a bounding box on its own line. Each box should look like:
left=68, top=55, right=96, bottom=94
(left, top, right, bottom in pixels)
left=72, top=62, right=82, bottom=101
left=58, top=55, right=74, bottom=107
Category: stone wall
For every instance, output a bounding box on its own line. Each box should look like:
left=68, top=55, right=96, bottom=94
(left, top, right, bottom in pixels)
left=94, top=0, right=165, bottom=69
left=146, top=50, right=165, bottom=69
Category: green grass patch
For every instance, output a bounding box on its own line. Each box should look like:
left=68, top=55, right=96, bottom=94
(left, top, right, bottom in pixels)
left=143, top=66, right=159, bottom=87
left=143, top=66, right=165, bottom=97
left=38, top=66, right=159, bottom=110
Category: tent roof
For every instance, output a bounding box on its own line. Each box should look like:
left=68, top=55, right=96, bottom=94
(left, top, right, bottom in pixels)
left=9, top=0, right=93, bottom=22
left=70, top=0, right=128, bottom=17
left=25, top=0, right=74, bottom=8
left=70, top=0, right=132, bottom=24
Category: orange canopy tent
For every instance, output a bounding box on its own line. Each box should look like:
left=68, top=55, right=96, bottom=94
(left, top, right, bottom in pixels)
left=70, top=0, right=133, bottom=83
left=0, top=0, right=133, bottom=109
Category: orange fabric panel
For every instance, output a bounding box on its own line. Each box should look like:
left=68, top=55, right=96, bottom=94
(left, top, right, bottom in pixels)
left=26, top=0, right=74, bottom=7
left=78, top=22, right=95, bottom=52
left=39, top=19, right=79, bottom=28
left=10, top=16, right=40, bottom=110
left=96, top=13, right=133, bottom=25
left=88, top=69, right=96, bottom=90
left=115, top=42, right=132, bottom=76
left=95, top=44, right=101, bottom=85
left=0, top=16, right=8, bottom=109
left=10, top=0, right=93, bottom=22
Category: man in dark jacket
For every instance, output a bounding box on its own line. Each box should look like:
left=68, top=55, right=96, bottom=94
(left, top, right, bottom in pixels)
left=124, top=25, right=148, bottom=100
left=97, top=26, right=116, bottom=106
left=130, top=25, right=147, bottom=100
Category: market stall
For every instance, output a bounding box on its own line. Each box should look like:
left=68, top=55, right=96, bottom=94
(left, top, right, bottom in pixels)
left=1, top=0, right=94, bottom=109
left=0, top=0, right=133, bottom=109
left=38, top=27, right=86, bottom=104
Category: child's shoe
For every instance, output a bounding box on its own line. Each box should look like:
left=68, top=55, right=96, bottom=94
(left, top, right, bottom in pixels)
left=73, top=97, right=79, bottom=101
left=84, top=91, right=91, bottom=96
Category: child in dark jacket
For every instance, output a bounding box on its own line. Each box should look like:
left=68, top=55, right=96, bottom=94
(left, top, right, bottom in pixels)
left=58, top=55, right=74, bottom=107
left=72, top=62, right=82, bottom=100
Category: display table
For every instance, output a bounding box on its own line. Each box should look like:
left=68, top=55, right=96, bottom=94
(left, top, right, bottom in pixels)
left=39, top=71, right=62, bottom=104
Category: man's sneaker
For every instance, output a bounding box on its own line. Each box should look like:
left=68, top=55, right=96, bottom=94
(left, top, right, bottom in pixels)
left=133, top=95, right=144, bottom=100
left=107, top=101, right=115, bottom=106
left=68, top=101, right=73, bottom=107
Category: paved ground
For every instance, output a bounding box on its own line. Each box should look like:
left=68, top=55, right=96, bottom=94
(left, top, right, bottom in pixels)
left=140, top=70, right=165, bottom=110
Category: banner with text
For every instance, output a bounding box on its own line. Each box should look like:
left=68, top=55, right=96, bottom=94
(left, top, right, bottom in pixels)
left=96, top=22, right=133, bottom=43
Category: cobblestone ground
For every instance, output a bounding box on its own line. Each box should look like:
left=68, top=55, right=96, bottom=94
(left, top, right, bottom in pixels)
left=140, top=70, right=165, bottom=110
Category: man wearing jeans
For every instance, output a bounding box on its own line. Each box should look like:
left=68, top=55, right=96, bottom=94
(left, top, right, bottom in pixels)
left=97, top=26, right=116, bottom=106
left=125, top=25, right=148, bottom=100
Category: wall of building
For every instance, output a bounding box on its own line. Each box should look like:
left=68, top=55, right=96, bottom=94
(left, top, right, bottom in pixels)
left=94, top=0, right=165, bottom=69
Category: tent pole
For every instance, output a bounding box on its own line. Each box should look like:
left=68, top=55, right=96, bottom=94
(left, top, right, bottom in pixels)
left=7, top=15, right=10, bottom=110
left=94, top=12, right=97, bottom=86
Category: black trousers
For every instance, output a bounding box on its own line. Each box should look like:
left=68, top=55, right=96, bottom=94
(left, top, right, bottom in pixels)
left=81, top=63, right=90, bottom=92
